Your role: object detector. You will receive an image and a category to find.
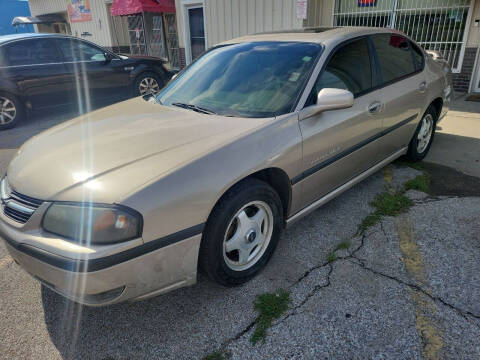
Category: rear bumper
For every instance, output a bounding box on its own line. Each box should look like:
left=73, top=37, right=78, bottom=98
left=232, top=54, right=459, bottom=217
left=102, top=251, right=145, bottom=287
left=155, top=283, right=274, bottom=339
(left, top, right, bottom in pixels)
left=1, top=215, right=201, bottom=306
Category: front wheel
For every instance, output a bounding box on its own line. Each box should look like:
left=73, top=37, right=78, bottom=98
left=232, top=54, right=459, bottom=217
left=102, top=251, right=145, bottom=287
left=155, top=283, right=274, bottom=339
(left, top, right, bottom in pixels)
left=0, top=93, right=24, bottom=130
left=406, top=105, right=437, bottom=162
left=199, top=178, right=283, bottom=286
left=133, top=72, right=163, bottom=97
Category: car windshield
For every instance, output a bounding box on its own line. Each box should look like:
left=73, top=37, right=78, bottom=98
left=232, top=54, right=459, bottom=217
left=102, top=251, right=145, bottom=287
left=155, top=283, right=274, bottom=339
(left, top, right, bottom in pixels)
left=157, top=41, right=322, bottom=118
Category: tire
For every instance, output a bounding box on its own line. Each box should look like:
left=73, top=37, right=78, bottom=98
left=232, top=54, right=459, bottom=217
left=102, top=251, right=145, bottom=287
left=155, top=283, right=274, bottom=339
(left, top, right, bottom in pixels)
left=406, top=105, right=437, bottom=162
left=133, top=72, right=163, bottom=97
left=0, top=92, right=24, bottom=130
left=199, top=178, right=284, bottom=286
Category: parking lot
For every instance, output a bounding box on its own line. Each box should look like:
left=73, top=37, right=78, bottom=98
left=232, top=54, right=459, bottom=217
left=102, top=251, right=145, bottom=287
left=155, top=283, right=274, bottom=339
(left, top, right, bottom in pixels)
left=1, top=97, right=479, bottom=360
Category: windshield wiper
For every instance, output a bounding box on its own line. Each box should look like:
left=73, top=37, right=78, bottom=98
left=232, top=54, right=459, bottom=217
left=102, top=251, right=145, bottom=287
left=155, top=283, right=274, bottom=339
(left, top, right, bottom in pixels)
left=171, top=102, right=217, bottom=115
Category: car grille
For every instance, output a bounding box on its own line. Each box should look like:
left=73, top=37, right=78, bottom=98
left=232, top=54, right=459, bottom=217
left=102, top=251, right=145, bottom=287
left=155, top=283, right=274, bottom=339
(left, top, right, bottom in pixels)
left=1, top=179, right=43, bottom=224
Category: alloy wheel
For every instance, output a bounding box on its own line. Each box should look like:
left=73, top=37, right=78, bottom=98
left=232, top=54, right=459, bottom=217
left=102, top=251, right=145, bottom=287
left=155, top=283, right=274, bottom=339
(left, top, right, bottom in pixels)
left=417, top=113, right=433, bottom=154
left=138, top=77, right=160, bottom=96
left=223, top=201, right=274, bottom=271
left=0, top=97, right=16, bottom=125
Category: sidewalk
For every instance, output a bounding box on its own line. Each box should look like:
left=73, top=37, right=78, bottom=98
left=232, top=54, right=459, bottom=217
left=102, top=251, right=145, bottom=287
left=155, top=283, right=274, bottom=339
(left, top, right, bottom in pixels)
left=425, top=94, right=480, bottom=178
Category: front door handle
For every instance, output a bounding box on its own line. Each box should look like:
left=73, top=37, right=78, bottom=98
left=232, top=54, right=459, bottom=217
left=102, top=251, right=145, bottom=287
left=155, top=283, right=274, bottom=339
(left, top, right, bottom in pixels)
left=419, top=81, right=427, bottom=93
left=368, top=101, right=383, bottom=114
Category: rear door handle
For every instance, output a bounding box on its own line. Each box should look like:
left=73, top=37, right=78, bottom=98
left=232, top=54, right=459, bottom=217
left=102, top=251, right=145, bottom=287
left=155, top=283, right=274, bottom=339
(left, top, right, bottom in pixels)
left=419, top=81, right=427, bottom=93
left=368, top=101, right=383, bottom=114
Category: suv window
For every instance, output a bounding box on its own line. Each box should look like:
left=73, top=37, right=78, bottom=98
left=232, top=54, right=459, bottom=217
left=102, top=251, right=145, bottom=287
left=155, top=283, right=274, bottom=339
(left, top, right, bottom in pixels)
left=307, top=38, right=372, bottom=105
left=2, top=38, right=61, bottom=66
left=372, top=34, right=416, bottom=84
left=56, top=39, right=107, bottom=62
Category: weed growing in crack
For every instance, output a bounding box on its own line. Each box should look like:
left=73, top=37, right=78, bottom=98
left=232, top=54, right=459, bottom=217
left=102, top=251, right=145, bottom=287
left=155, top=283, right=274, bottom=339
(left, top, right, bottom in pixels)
left=404, top=173, right=431, bottom=193
left=327, top=251, right=337, bottom=263
left=335, top=241, right=351, bottom=251
left=251, top=289, right=290, bottom=345
left=371, top=192, right=413, bottom=216
left=203, top=351, right=225, bottom=360
left=358, top=192, right=413, bottom=234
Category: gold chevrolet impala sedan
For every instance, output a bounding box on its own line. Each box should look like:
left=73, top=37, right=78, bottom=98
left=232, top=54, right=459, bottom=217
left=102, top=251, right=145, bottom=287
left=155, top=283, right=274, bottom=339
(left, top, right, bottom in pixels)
left=0, top=28, right=451, bottom=305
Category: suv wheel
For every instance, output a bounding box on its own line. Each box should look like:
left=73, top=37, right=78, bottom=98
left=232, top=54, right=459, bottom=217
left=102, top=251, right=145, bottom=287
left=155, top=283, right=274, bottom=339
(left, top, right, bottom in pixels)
left=406, top=105, right=437, bottom=162
left=134, top=72, right=163, bottom=97
left=199, top=178, right=283, bottom=286
left=0, top=93, right=23, bottom=130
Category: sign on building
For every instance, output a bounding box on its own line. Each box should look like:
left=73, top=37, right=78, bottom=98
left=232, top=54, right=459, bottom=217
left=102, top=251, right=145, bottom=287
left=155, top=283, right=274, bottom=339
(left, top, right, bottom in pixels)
left=67, top=0, right=92, bottom=23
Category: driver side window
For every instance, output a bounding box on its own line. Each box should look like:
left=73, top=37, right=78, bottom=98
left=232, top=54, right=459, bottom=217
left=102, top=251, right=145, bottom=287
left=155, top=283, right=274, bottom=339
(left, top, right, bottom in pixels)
left=306, top=38, right=372, bottom=106
left=56, top=39, right=106, bottom=62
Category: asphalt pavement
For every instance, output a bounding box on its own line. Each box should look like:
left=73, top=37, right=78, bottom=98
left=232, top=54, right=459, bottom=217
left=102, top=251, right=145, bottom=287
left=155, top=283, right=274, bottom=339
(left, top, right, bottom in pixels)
left=0, top=99, right=479, bottom=360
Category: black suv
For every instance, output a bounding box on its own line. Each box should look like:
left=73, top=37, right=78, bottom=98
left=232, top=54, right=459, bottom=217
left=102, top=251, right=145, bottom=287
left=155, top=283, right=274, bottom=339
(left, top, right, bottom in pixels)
left=0, top=33, right=173, bottom=129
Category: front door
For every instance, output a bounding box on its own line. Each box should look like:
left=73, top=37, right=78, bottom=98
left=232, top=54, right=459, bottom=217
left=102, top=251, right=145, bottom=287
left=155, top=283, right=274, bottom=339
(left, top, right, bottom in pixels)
left=298, top=37, right=383, bottom=208
left=55, top=38, right=131, bottom=109
left=187, top=6, right=205, bottom=63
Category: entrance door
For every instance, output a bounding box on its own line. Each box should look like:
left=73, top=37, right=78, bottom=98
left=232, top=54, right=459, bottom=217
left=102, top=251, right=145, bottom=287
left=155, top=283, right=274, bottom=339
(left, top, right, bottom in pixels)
left=187, top=6, right=205, bottom=62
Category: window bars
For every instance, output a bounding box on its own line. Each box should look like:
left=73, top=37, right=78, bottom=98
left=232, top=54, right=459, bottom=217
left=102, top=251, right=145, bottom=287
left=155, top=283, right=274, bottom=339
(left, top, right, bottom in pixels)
left=333, top=0, right=473, bottom=72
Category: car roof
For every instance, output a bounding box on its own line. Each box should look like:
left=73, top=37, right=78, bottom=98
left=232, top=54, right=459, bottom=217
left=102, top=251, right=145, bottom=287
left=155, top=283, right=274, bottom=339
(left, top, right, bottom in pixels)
left=0, top=32, right=77, bottom=45
left=218, top=27, right=405, bottom=47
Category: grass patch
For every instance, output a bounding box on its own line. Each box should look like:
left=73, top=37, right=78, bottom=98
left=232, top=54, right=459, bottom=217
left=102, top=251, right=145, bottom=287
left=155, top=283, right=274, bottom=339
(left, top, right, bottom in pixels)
left=335, top=241, right=351, bottom=251
left=404, top=173, right=431, bottom=193
left=371, top=192, right=413, bottom=217
left=327, top=251, right=337, bottom=263
left=358, top=192, right=413, bottom=234
left=203, top=351, right=225, bottom=360
left=251, top=289, right=290, bottom=345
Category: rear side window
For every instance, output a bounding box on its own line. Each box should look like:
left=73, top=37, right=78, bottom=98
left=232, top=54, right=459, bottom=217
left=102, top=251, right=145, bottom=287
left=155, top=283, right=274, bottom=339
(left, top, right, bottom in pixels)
left=2, top=39, right=61, bottom=66
left=410, top=41, right=425, bottom=71
left=312, top=38, right=372, bottom=99
left=372, top=34, right=416, bottom=84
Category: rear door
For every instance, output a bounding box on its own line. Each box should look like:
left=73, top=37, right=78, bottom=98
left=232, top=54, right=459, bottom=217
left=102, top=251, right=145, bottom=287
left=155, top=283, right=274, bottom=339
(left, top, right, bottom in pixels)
left=1, top=38, right=72, bottom=110
left=370, top=33, right=426, bottom=158
left=297, top=37, right=384, bottom=207
left=55, top=38, right=130, bottom=108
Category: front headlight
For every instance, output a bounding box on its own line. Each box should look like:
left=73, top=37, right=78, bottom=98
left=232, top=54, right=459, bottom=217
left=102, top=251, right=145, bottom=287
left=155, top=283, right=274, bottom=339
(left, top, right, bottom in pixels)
left=42, top=203, right=142, bottom=244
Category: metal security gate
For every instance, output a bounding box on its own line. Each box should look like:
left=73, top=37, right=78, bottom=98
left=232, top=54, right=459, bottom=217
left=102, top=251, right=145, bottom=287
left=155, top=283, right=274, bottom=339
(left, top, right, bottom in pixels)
left=333, top=0, right=473, bottom=72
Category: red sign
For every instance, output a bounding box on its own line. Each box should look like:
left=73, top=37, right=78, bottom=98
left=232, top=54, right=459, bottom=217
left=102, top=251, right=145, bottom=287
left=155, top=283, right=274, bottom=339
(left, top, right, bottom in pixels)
left=358, top=0, right=377, bottom=7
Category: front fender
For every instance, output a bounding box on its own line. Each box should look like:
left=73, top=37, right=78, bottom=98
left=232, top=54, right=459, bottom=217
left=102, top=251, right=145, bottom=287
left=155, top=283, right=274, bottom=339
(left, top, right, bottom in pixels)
left=120, top=113, right=302, bottom=243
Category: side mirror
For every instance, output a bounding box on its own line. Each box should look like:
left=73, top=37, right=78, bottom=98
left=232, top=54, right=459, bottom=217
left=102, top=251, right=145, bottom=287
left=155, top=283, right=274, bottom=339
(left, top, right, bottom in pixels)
left=299, top=88, right=354, bottom=120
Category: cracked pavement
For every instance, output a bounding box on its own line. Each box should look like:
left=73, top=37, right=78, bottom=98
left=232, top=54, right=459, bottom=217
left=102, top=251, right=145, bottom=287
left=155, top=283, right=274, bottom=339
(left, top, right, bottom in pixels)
left=1, top=162, right=479, bottom=360
left=1, top=100, right=480, bottom=359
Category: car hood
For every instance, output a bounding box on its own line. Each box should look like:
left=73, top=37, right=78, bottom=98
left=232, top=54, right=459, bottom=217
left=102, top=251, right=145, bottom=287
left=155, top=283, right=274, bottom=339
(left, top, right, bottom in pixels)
left=7, top=97, right=273, bottom=202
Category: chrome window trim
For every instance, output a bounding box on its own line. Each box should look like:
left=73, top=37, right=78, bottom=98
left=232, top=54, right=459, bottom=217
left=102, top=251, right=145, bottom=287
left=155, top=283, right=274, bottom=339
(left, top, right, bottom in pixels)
left=0, top=58, right=121, bottom=69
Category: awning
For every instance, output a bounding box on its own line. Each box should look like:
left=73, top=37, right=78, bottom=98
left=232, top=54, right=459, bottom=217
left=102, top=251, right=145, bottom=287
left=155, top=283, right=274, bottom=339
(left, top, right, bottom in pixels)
left=12, top=14, right=67, bottom=26
left=111, top=0, right=175, bottom=16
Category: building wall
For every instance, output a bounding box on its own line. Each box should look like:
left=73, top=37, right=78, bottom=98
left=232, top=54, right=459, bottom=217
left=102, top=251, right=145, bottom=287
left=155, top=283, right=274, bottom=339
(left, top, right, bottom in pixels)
left=28, top=0, right=115, bottom=48
left=1, top=0, right=34, bottom=35
left=303, top=0, right=333, bottom=27
left=175, top=0, right=306, bottom=53
left=467, top=0, right=480, bottom=47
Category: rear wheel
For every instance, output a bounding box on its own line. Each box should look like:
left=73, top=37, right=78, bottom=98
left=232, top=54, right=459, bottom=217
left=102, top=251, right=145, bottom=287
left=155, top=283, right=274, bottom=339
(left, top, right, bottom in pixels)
left=199, top=178, right=283, bottom=286
left=134, top=72, right=163, bottom=97
left=406, top=105, right=437, bottom=162
left=0, top=93, right=24, bottom=130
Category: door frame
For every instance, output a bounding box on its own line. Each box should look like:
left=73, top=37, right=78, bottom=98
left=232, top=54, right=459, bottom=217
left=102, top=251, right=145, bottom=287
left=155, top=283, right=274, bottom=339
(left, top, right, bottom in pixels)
left=472, top=48, right=480, bottom=93
left=181, top=0, right=207, bottom=65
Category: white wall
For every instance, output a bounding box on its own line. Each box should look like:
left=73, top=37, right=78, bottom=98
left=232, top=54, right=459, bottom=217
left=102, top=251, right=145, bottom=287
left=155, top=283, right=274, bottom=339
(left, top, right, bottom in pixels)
left=175, top=0, right=304, bottom=50
left=467, top=0, right=480, bottom=47
left=29, top=0, right=115, bottom=47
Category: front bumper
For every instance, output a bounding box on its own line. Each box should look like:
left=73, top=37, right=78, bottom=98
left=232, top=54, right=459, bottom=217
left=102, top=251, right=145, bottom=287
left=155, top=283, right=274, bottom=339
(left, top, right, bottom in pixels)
left=0, top=207, right=201, bottom=306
